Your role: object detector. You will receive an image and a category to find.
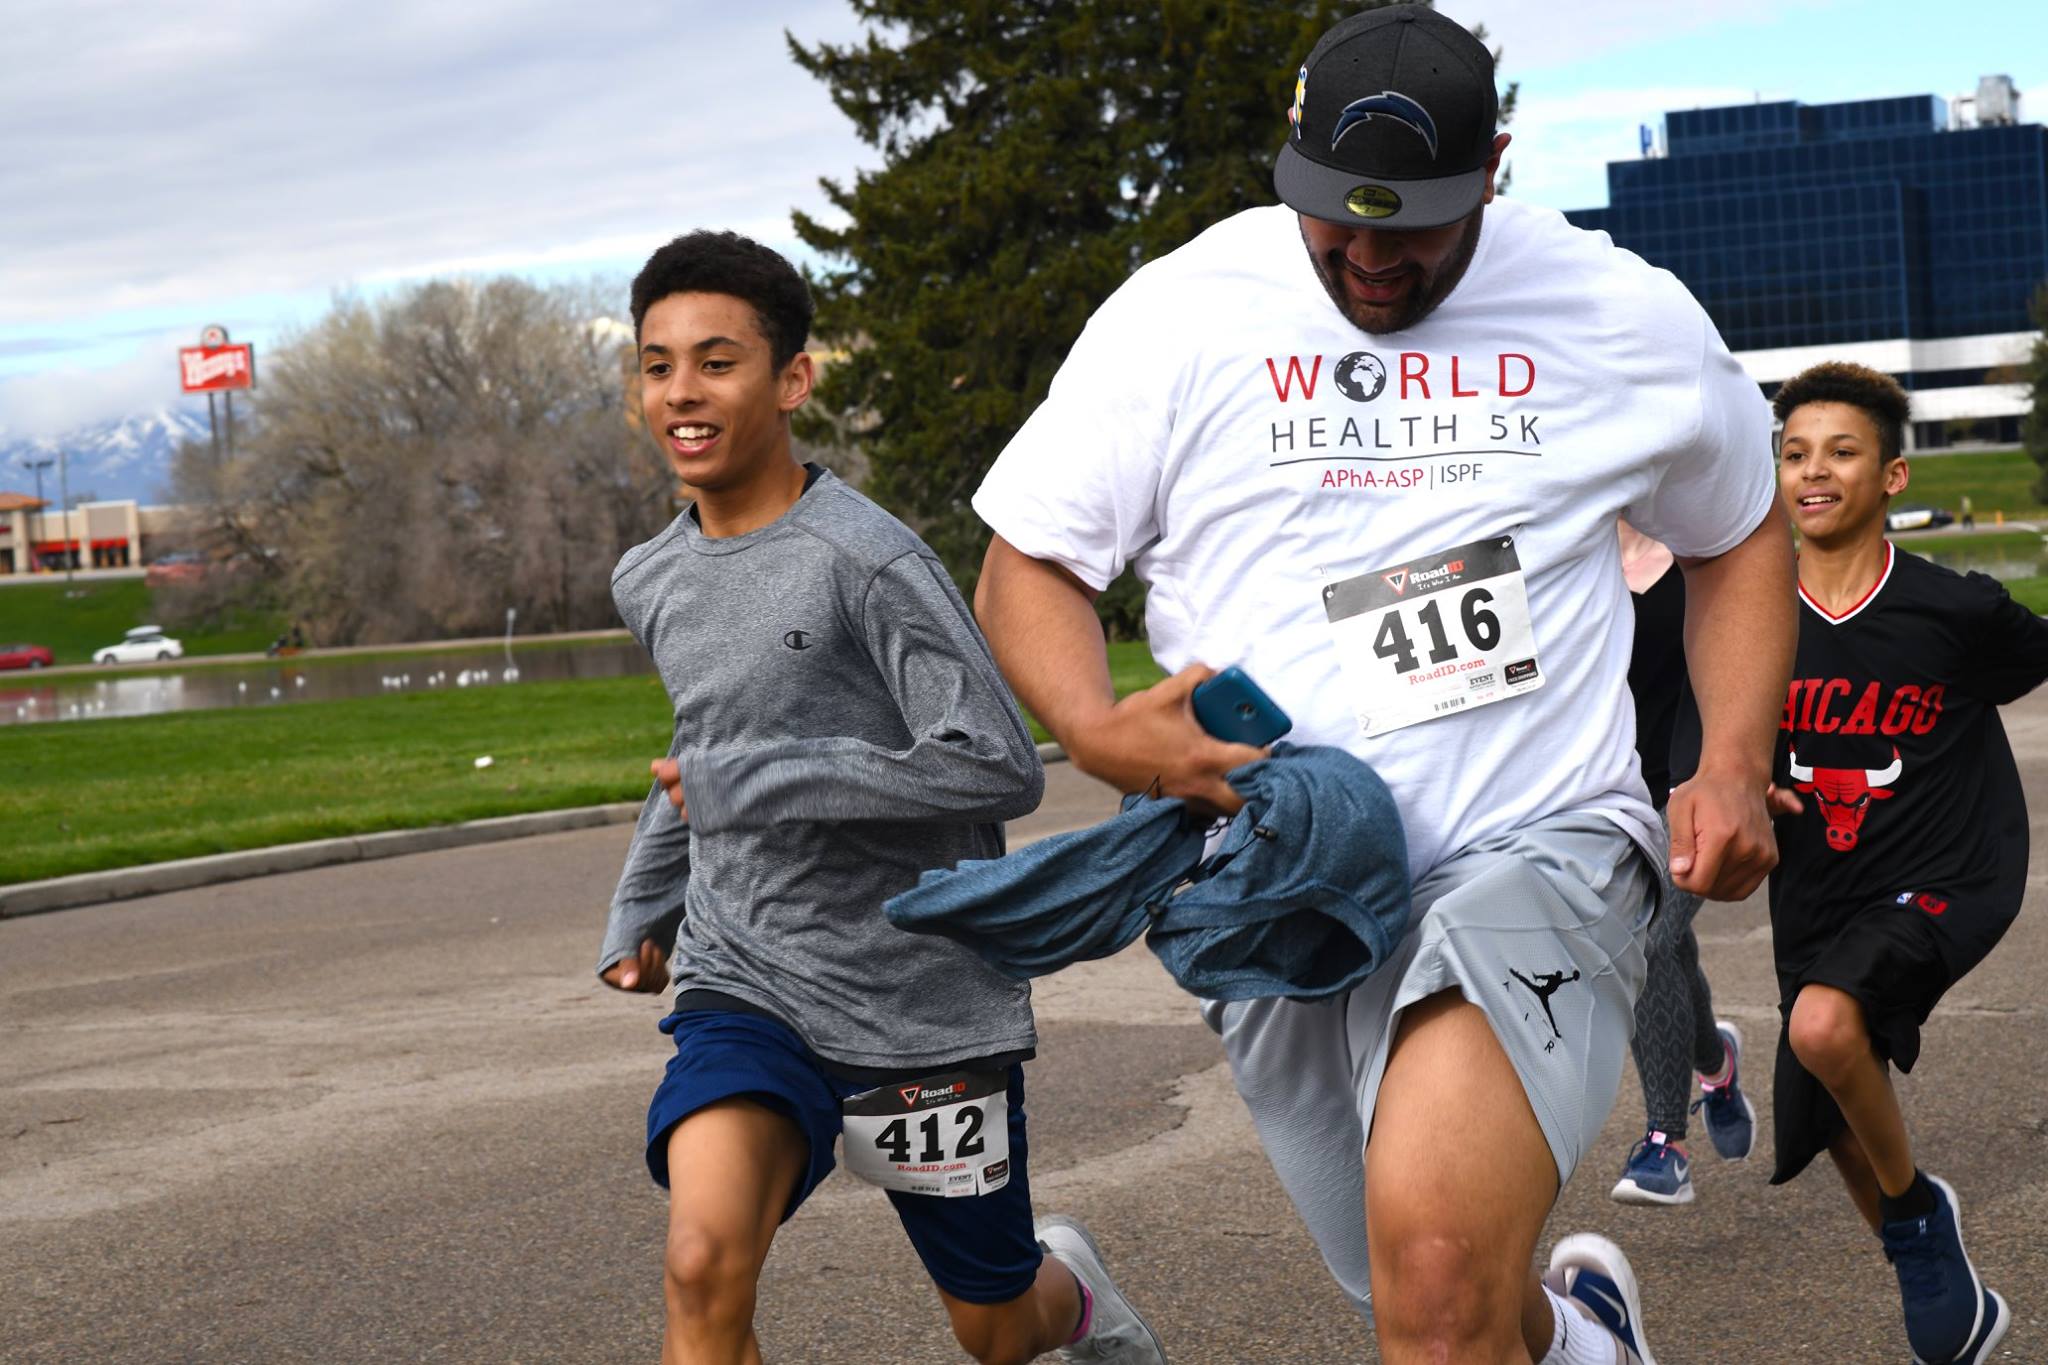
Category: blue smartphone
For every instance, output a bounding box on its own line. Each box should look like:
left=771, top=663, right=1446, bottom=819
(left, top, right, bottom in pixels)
left=1191, top=666, right=1293, bottom=746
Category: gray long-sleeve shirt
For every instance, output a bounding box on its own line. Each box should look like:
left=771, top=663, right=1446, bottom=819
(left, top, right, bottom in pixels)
left=597, top=468, right=1044, bottom=1071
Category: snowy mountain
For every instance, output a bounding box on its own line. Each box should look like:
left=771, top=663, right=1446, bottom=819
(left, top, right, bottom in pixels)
left=0, top=405, right=214, bottom=506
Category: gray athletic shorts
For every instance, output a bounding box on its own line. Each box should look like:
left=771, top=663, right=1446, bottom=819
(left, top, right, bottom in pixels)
left=1207, top=811, right=1655, bottom=1318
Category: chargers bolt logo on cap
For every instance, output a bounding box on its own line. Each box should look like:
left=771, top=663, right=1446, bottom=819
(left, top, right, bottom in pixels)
left=1332, top=91, right=1440, bottom=159
left=1290, top=63, right=1308, bottom=137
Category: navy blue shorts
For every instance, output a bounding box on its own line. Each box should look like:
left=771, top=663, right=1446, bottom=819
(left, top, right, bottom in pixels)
left=645, top=1009, right=1043, bottom=1304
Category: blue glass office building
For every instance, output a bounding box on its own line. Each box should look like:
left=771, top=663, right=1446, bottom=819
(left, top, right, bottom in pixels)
left=1567, top=83, right=2048, bottom=448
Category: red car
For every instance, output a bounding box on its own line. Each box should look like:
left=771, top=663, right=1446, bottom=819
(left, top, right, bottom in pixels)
left=0, top=642, right=54, bottom=670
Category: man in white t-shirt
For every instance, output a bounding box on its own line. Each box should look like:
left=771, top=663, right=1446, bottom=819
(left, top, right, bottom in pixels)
left=970, top=9, right=1795, bottom=1364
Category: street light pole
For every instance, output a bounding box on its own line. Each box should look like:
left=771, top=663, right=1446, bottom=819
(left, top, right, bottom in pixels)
left=22, top=457, right=53, bottom=575
left=56, top=446, right=75, bottom=589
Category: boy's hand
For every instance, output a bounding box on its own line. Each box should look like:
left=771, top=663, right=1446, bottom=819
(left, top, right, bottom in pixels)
left=601, top=937, right=670, bottom=993
left=651, top=758, right=687, bottom=820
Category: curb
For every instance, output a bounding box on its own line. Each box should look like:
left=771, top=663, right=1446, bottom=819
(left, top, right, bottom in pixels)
left=0, top=804, right=642, bottom=920
left=0, top=745, right=1072, bottom=919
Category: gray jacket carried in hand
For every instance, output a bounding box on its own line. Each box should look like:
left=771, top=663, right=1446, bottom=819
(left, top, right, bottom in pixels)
left=884, top=743, right=1411, bottom=1001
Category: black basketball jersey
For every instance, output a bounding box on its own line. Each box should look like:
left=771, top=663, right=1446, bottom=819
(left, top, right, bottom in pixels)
left=1769, top=544, right=2048, bottom=964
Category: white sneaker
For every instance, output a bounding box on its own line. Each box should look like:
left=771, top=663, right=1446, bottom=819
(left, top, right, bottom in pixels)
left=1035, top=1215, right=1168, bottom=1363
left=1544, top=1233, right=1657, bottom=1365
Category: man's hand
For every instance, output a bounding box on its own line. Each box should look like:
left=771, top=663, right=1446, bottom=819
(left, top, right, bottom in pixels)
left=651, top=758, right=686, bottom=820
left=1667, top=771, right=1802, bottom=901
left=601, top=937, right=671, bottom=993
left=1067, top=663, right=1268, bottom=818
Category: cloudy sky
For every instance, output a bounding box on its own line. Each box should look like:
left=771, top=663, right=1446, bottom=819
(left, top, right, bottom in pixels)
left=2, top=0, right=2040, bottom=438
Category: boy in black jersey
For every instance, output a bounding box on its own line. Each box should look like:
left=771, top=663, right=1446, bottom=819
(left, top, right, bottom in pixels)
left=1771, top=361, right=2046, bottom=1364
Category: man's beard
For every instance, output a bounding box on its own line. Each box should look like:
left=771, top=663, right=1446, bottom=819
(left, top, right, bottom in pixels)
left=1302, top=211, right=1485, bottom=335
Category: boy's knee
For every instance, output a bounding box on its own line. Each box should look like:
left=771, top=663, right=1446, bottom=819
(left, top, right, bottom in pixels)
left=663, top=1223, right=756, bottom=1324
left=1788, top=987, right=1868, bottom=1081
left=1371, top=1230, right=1517, bottom=1354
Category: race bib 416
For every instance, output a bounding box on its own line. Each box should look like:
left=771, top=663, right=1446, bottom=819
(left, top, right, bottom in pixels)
left=1323, top=535, right=1544, bottom=738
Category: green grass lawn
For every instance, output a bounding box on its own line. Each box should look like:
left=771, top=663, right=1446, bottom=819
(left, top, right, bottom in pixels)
left=1105, top=639, right=1165, bottom=696
left=1892, top=528, right=2045, bottom=555
left=1897, top=448, right=2040, bottom=521
left=2005, top=577, right=2048, bottom=613
left=0, top=578, right=284, bottom=665
left=1, top=675, right=676, bottom=884
left=2, top=642, right=1171, bottom=884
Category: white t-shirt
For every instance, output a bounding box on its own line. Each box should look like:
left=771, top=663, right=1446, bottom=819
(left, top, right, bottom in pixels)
left=973, top=198, right=1775, bottom=880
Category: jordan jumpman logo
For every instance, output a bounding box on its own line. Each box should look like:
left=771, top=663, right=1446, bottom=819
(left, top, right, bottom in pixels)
left=1508, top=967, right=1582, bottom=1040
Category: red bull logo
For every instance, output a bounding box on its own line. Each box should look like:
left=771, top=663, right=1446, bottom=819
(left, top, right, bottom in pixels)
left=1788, top=747, right=1902, bottom=852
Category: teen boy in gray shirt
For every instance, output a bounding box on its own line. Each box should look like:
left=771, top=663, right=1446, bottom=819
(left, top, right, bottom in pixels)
left=597, top=230, right=1165, bottom=1365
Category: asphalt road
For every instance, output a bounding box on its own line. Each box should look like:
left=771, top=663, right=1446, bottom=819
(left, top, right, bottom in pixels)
left=7, top=705, right=2048, bottom=1364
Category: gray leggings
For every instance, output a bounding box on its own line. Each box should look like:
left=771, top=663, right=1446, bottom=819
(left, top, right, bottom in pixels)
left=1631, top=876, right=1727, bottom=1137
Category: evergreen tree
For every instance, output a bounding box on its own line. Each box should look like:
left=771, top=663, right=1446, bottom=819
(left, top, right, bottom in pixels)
left=791, top=1, right=1514, bottom=634
left=2025, top=284, right=2048, bottom=503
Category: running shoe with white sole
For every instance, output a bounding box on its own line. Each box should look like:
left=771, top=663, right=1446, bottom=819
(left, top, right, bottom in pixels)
left=1690, top=1019, right=1757, bottom=1162
left=1545, top=1233, right=1658, bottom=1365
left=1036, top=1215, right=1169, bottom=1364
left=1610, top=1130, right=1694, bottom=1206
left=1881, top=1175, right=2009, bottom=1365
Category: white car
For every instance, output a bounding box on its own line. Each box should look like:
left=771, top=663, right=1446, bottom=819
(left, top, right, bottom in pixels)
left=93, top=626, right=185, bottom=664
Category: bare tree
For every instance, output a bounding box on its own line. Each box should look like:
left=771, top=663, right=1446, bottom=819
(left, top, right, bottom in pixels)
left=168, top=277, right=675, bottom=644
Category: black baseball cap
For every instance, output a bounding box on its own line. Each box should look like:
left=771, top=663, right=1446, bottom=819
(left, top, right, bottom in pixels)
left=1275, top=6, right=1499, bottom=230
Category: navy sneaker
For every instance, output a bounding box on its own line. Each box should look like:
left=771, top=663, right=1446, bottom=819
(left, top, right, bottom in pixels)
left=1881, top=1175, right=2006, bottom=1364
left=1544, top=1233, right=1658, bottom=1365
left=1689, top=1019, right=1757, bottom=1161
left=1610, top=1130, right=1694, bottom=1206
left=1941, top=1286, right=2011, bottom=1365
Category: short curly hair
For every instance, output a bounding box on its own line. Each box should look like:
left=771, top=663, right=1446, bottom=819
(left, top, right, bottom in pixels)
left=1771, top=361, right=1911, bottom=462
left=629, top=231, right=813, bottom=371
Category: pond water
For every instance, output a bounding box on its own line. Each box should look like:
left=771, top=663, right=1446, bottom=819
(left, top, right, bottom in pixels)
left=7, top=537, right=2042, bottom=728
left=0, top=640, right=653, bottom=727
left=1908, top=537, right=2048, bottom=582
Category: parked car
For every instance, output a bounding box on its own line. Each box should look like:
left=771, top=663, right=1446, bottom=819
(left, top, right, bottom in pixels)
left=93, top=626, right=184, bottom=664
left=145, top=550, right=209, bottom=588
left=0, top=642, right=54, bottom=670
left=1885, top=504, right=1956, bottom=532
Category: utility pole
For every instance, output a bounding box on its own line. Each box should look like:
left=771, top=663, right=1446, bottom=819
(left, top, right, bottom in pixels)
left=22, top=456, right=53, bottom=574
left=57, top=446, right=75, bottom=589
